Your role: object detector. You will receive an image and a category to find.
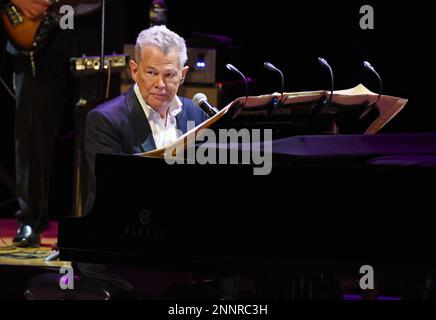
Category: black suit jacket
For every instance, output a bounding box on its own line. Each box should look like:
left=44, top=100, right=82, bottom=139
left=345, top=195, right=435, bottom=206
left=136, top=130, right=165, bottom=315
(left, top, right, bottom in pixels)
left=85, top=86, right=208, bottom=212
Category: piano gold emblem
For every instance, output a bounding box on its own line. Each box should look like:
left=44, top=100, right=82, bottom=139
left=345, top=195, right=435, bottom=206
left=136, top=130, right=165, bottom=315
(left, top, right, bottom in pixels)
left=139, top=209, right=152, bottom=226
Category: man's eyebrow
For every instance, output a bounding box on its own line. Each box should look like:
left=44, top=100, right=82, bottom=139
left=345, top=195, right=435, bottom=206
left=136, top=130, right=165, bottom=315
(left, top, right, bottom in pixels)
left=144, top=66, right=177, bottom=73
left=145, top=66, right=158, bottom=71
left=163, top=67, right=178, bottom=72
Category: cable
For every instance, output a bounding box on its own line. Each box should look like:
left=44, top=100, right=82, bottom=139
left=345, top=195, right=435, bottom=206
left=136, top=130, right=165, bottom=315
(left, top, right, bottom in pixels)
left=0, top=231, right=15, bottom=250
left=99, top=0, right=106, bottom=103
left=0, top=230, right=51, bottom=259
left=105, top=61, right=111, bottom=100
left=0, top=227, right=57, bottom=260
left=0, top=245, right=58, bottom=259
left=0, top=36, right=14, bottom=101
left=28, top=50, right=46, bottom=236
left=0, top=248, right=47, bottom=259
left=0, top=76, right=16, bottom=100
left=0, top=240, right=39, bottom=254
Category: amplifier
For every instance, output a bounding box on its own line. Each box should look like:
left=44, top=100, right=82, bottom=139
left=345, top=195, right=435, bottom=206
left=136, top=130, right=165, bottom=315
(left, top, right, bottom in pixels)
left=178, top=79, right=255, bottom=109
left=185, top=46, right=242, bottom=85
left=185, top=47, right=216, bottom=84
left=70, top=54, right=129, bottom=75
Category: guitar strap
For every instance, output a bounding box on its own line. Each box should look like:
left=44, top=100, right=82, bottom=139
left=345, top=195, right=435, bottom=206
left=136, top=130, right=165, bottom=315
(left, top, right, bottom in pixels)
left=29, top=51, right=36, bottom=77
left=0, top=21, right=16, bottom=100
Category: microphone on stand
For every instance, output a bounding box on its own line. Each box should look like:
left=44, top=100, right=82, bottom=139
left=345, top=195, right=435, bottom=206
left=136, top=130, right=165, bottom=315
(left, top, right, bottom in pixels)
left=263, top=62, right=284, bottom=106
left=225, top=63, right=249, bottom=106
left=192, top=93, right=219, bottom=117
left=360, top=60, right=383, bottom=119
left=317, top=57, right=334, bottom=110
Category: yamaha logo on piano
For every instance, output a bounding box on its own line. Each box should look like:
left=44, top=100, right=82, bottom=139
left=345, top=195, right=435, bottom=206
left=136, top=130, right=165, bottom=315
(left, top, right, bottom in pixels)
left=123, top=225, right=166, bottom=240
left=122, top=209, right=166, bottom=240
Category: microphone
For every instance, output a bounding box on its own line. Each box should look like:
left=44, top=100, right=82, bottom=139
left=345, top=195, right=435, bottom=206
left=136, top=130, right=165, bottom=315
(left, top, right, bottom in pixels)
left=263, top=62, right=284, bottom=106
left=362, top=60, right=383, bottom=110
left=225, top=63, right=249, bottom=106
left=359, top=60, right=383, bottom=120
left=318, top=57, right=334, bottom=109
left=192, top=93, right=219, bottom=117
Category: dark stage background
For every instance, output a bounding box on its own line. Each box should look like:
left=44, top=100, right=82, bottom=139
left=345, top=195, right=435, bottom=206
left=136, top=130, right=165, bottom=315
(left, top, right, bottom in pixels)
left=1, top=0, right=435, bottom=218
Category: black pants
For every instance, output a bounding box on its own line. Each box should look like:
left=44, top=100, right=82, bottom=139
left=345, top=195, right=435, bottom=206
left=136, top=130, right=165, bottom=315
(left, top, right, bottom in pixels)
left=9, top=1, right=123, bottom=231
left=9, top=16, right=88, bottom=231
left=12, top=48, right=73, bottom=232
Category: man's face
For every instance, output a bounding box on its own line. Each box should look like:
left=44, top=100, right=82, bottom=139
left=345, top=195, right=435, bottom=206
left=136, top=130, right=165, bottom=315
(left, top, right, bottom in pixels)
left=130, top=45, right=188, bottom=111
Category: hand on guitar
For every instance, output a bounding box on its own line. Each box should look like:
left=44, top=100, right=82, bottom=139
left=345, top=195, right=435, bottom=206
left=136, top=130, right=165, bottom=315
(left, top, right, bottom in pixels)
left=3, top=0, right=100, bottom=50
left=11, top=0, right=52, bottom=19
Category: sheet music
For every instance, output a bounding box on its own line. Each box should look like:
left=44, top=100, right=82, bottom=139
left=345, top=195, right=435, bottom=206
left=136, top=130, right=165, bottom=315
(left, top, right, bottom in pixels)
left=136, top=84, right=408, bottom=158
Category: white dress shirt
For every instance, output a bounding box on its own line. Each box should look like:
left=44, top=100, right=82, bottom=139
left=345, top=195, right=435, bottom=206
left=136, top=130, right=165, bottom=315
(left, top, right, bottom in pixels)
left=134, top=83, right=182, bottom=149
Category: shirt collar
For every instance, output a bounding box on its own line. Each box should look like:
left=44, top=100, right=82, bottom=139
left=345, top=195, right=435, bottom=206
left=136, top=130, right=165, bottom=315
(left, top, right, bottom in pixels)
left=134, top=83, right=182, bottom=121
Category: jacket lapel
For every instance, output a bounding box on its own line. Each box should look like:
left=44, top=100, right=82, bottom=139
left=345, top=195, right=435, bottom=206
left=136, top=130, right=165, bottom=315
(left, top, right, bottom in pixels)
left=125, top=87, right=156, bottom=152
left=176, top=98, right=189, bottom=134
left=126, top=89, right=191, bottom=152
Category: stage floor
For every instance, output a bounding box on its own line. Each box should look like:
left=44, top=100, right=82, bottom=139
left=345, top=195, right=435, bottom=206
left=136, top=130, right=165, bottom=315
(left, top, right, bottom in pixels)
left=0, top=218, right=406, bottom=300
left=0, top=218, right=69, bottom=268
left=0, top=218, right=74, bottom=299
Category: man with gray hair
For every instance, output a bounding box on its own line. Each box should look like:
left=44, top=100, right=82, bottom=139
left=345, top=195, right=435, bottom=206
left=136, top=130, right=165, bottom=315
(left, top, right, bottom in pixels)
left=85, top=25, right=208, bottom=212
left=74, top=26, right=208, bottom=297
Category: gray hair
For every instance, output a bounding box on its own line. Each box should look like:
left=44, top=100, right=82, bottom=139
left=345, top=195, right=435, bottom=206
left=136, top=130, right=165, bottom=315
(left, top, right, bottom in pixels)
left=135, top=25, right=187, bottom=69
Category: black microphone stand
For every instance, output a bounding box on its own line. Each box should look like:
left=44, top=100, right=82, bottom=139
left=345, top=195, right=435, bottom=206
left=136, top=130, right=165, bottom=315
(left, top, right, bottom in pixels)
left=99, top=0, right=106, bottom=104
left=313, top=57, right=334, bottom=116
left=52, top=0, right=107, bottom=258
left=263, top=62, right=284, bottom=107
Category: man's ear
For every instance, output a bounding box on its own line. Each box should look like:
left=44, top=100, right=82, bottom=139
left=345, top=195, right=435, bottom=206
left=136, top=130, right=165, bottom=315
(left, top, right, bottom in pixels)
left=180, top=66, right=189, bottom=83
left=130, top=60, right=138, bottom=82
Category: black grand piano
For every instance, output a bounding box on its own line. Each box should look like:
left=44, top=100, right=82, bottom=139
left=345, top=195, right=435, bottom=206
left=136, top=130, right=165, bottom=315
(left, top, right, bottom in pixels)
left=58, top=132, right=436, bottom=298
